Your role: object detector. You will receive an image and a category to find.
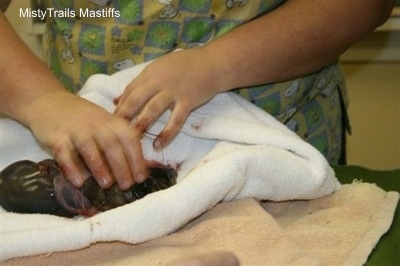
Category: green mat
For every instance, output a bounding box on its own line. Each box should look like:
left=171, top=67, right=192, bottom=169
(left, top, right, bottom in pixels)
left=333, top=165, right=400, bottom=266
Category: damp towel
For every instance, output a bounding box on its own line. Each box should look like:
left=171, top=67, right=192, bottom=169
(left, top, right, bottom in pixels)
left=1, top=59, right=343, bottom=261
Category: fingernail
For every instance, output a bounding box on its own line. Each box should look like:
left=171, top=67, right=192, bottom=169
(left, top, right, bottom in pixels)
left=136, top=173, right=145, bottom=183
left=71, top=177, right=85, bottom=188
left=135, top=122, right=146, bottom=133
left=60, top=165, right=84, bottom=188
left=153, top=138, right=163, bottom=150
left=113, top=97, right=120, bottom=105
left=99, top=176, right=113, bottom=189
left=120, top=179, right=134, bottom=190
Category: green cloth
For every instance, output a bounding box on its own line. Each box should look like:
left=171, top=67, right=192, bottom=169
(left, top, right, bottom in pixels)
left=333, top=165, right=400, bottom=266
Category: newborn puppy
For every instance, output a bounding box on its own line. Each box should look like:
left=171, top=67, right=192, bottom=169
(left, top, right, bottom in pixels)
left=0, top=159, right=177, bottom=217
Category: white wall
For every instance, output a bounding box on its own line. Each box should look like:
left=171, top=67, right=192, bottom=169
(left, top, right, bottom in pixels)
left=342, top=62, right=399, bottom=169
left=340, top=18, right=400, bottom=170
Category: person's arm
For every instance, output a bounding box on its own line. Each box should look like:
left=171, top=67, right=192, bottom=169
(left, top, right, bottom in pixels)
left=114, top=0, right=394, bottom=149
left=0, top=12, right=145, bottom=190
left=206, top=0, right=394, bottom=89
left=0, top=0, right=11, bottom=12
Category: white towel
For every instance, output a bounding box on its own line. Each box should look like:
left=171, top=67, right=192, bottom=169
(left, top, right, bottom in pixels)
left=0, top=60, right=340, bottom=261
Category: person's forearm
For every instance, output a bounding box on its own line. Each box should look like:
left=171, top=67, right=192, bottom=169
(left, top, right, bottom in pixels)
left=203, top=0, right=394, bottom=91
left=0, top=12, right=68, bottom=125
left=0, top=11, right=146, bottom=190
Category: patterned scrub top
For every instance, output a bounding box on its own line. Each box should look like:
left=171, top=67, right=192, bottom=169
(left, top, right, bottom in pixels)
left=42, top=0, right=350, bottom=164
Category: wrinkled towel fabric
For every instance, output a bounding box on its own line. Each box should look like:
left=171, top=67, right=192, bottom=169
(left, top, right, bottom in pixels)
left=0, top=60, right=340, bottom=261
left=2, top=183, right=399, bottom=266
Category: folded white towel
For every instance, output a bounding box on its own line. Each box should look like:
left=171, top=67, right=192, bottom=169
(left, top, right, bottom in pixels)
left=0, top=60, right=340, bottom=261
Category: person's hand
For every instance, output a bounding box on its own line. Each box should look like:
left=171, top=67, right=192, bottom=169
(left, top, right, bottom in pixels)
left=113, top=48, right=225, bottom=150
left=26, top=90, right=146, bottom=190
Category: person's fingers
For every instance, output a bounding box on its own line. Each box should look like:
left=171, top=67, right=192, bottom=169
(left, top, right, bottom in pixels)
left=90, top=124, right=135, bottom=190
left=153, top=102, right=190, bottom=150
left=51, top=138, right=90, bottom=188
left=72, top=131, right=114, bottom=189
left=119, top=127, right=146, bottom=184
left=114, top=82, right=156, bottom=120
left=101, top=121, right=146, bottom=188
left=112, top=95, right=121, bottom=105
left=132, top=91, right=173, bottom=133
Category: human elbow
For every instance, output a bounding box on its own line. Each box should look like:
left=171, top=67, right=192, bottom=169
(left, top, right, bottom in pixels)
left=372, top=0, right=395, bottom=28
